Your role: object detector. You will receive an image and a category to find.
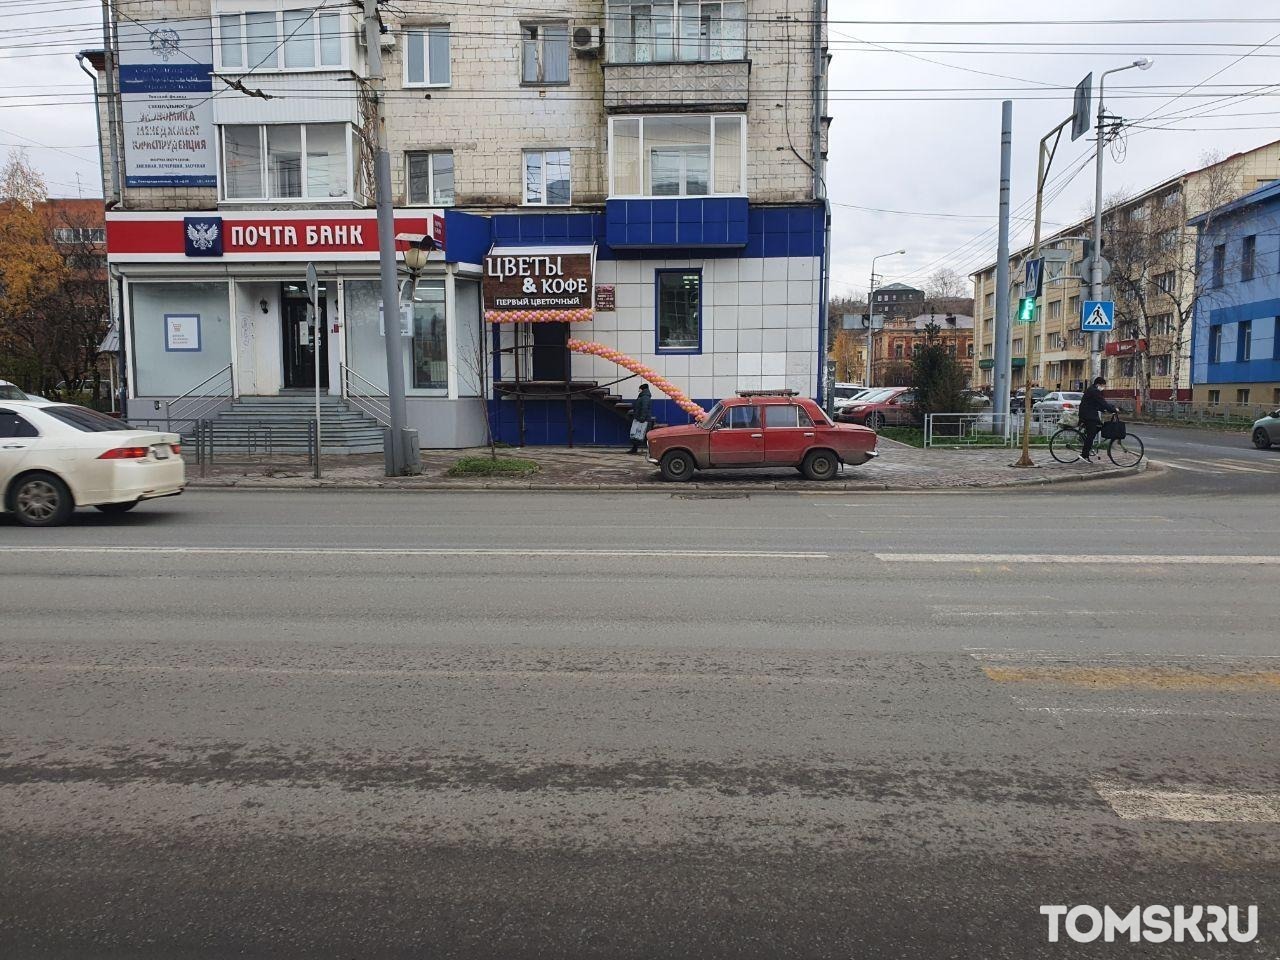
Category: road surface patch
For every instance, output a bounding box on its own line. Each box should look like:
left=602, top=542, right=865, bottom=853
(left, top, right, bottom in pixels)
left=877, top=553, right=1280, bottom=565
left=1093, top=781, right=1280, bottom=823
left=982, top=665, right=1280, bottom=690
left=0, top=546, right=829, bottom=560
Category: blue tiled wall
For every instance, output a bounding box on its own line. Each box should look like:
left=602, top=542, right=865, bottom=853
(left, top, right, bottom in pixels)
left=491, top=398, right=706, bottom=447
left=605, top=198, right=750, bottom=249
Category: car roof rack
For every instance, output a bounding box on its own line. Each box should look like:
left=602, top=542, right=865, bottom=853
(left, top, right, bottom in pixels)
left=735, top=389, right=799, bottom=397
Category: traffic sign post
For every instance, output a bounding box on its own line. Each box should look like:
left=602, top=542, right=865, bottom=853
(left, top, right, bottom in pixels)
left=1081, top=300, right=1115, bottom=332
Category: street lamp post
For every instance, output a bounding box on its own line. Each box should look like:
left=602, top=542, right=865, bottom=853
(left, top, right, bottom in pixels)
left=1090, top=58, right=1153, bottom=381
left=865, top=249, right=905, bottom=388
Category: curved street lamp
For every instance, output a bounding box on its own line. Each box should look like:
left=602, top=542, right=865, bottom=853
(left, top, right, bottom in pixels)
left=865, top=248, right=906, bottom=388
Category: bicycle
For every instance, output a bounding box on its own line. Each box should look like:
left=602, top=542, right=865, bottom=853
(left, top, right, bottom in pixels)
left=1049, top=414, right=1145, bottom=467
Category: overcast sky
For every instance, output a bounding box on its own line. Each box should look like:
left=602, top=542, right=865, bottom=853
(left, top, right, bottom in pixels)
left=3, top=0, right=1278, bottom=295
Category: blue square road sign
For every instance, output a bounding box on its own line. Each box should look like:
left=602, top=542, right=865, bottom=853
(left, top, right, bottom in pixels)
left=1081, top=300, right=1114, bottom=331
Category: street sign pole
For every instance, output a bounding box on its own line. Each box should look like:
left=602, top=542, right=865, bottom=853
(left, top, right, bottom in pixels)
left=307, top=262, right=321, bottom=479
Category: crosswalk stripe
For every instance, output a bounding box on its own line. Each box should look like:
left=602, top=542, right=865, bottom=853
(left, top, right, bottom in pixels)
left=1093, top=781, right=1280, bottom=823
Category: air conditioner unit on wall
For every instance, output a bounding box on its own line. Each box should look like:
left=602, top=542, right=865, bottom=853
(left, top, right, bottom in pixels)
left=572, top=25, right=603, bottom=54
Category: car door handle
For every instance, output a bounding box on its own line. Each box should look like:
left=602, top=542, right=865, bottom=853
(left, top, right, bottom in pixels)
left=803, top=432, right=814, bottom=437
left=1, top=444, right=27, bottom=449
left=750, top=433, right=763, bottom=439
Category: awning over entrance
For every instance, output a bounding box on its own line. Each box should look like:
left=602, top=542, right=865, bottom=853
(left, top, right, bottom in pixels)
left=483, top=243, right=596, bottom=324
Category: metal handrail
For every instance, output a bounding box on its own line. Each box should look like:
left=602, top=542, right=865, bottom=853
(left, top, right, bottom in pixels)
left=164, top=363, right=233, bottom=433
left=340, top=363, right=391, bottom=426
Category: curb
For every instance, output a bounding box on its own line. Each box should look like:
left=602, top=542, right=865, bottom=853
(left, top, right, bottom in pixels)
left=186, top=460, right=1146, bottom=494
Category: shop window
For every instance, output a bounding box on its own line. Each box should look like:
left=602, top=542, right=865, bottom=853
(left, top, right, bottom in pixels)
left=655, top=269, right=701, bottom=352
left=221, top=123, right=350, bottom=201
left=216, top=6, right=345, bottom=71
left=129, top=282, right=232, bottom=396
left=521, top=23, right=569, bottom=84
left=607, top=0, right=746, bottom=64
left=409, top=278, right=447, bottom=389
left=407, top=151, right=454, bottom=205
left=523, top=149, right=571, bottom=206
left=404, top=25, right=450, bottom=86
left=609, top=114, right=744, bottom=197
left=1237, top=320, right=1252, bottom=361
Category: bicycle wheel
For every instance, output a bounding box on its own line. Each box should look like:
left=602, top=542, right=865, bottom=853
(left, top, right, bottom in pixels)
left=1049, top=428, right=1082, bottom=463
left=1107, top=433, right=1145, bottom=467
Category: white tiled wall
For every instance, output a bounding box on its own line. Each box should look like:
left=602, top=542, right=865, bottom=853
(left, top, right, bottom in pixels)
left=582, top=255, right=820, bottom=400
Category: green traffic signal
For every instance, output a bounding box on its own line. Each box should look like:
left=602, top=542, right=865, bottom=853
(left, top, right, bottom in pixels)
left=1017, top=297, right=1036, bottom=322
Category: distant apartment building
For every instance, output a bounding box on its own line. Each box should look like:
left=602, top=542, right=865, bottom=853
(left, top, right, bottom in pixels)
left=970, top=141, right=1280, bottom=398
left=83, top=0, right=830, bottom=446
left=871, top=282, right=925, bottom=321
left=868, top=312, right=973, bottom=385
left=1188, top=180, right=1280, bottom=410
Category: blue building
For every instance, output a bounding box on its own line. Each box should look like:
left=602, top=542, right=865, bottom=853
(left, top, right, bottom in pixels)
left=1190, top=179, right=1280, bottom=410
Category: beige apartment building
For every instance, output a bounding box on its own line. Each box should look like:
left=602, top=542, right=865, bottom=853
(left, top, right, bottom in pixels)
left=970, top=141, right=1280, bottom=398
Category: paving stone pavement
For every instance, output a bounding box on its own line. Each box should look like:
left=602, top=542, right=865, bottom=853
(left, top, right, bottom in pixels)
left=184, top=439, right=1139, bottom=491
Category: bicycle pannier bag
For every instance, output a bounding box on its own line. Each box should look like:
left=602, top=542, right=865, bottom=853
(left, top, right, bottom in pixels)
left=1100, top=420, right=1126, bottom=440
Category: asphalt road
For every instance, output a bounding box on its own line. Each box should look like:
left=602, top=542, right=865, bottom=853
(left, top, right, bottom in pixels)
left=1, top=455, right=1277, bottom=958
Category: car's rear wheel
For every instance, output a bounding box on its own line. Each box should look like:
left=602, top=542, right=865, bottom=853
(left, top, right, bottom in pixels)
left=866, top=413, right=884, bottom=431
left=9, top=472, right=74, bottom=527
left=659, top=449, right=695, bottom=482
left=801, top=449, right=839, bottom=481
left=95, top=500, right=139, bottom=514
left=1253, top=427, right=1273, bottom=450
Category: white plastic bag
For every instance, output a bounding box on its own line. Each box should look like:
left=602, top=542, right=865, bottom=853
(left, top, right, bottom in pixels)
left=629, top=419, right=648, bottom=441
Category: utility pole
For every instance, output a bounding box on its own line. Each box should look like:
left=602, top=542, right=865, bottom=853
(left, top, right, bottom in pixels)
left=864, top=248, right=904, bottom=388
left=1090, top=58, right=1153, bottom=380
left=363, top=0, right=420, bottom=475
left=992, top=100, right=1013, bottom=425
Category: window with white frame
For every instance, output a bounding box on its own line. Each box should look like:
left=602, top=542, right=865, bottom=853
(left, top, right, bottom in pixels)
left=221, top=123, right=351, bottom=200
left=404, top=25, right=450, bottom=86
left=609, top=114, right=744, bottom=197
left=523, top=149, right=571, bottom=206
left=216, top=6, right=345, bottom=71
left=406, top=151, right=454, bottom=205
left=521, top=23, right=569, bottom=84
left=53, top=227, right=106, bottom=243
left=607, top=1, right=746, bottom=64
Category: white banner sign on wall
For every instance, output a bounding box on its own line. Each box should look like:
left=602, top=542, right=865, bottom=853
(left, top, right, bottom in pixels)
left=164, top=313, right=201, bottom=351
left=118, top=18, right=216, bottom=187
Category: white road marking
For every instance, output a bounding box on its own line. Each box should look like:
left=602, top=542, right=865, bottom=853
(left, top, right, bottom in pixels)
left=0, top=546, right=828, bottom=560
left=1011, top=698, right=1273, bottom=721
left=1093, top=781, right=1280, bottom=823
left=878, top=553, right=1280, bottom=565
left=1159, top=461, right=1218, bottom=474
left=933, top=607, right=1103, bottom=617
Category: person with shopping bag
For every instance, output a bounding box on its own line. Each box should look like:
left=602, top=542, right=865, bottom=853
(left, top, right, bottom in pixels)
left=628, top=383, right=652, bottom=454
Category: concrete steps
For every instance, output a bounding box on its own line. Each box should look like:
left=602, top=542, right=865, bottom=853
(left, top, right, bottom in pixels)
left=191, top=394, right=386, bottom=455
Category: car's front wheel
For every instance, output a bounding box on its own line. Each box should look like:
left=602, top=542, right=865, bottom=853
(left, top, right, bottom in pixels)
left=866, top=413, right=884, bottom=431
left=1253, top=427, right=1273, bottom=450
left=95, top=500, right=139, bottom=514
left=9, top=472, right=74, bottom=527
left=801, top=449, right=839, bottom=481
left=659, top=449, right=695, bottom=482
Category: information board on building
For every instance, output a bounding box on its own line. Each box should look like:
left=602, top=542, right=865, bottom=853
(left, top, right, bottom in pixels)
left=118, top=18, right=216, bottom=187
left=164, top=314, right=201, bottom=351
left=483, top=249, right=594, bottom=323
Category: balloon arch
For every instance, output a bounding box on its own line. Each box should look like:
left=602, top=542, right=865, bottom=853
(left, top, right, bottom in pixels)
left=567, top=338, right=708, bottom=422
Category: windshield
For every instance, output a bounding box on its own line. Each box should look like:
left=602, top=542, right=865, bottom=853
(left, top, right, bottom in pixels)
left=41, top=405, right=134, bottom=432
left=0, top=383, right=26, bottom=401
left=852, top=389, right=893, bottom=404
left=698, top=401, right=725, bottom=429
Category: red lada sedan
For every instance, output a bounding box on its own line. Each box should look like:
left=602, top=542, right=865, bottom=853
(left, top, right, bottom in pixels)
left=645, top=391, right=878, bottom=482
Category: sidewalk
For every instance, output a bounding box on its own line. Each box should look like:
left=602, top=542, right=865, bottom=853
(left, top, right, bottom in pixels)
left=185, top=439, right=1144, bottom=492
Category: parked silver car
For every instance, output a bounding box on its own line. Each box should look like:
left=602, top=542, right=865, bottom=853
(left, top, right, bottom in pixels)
left=1252, top=409, right=1280, bottom=449
left=1032, top=391, right=1083, bottom=421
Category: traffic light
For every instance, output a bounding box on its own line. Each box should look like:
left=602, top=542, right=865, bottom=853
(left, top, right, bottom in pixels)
left=1017, top=297, right=1037, bottom=323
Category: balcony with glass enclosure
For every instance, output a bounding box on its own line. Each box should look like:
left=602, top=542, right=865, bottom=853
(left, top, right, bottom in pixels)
left=603, top=0, right=749, bottom=112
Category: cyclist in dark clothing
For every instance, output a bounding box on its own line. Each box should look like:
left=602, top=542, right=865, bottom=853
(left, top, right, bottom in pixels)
left=1079, top=376, right=1118, bottom=461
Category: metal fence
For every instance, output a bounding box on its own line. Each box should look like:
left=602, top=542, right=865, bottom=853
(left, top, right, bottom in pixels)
left=1128, top=399, right=1276, bottom=426
left=924, top=411, right=1064, bottom=448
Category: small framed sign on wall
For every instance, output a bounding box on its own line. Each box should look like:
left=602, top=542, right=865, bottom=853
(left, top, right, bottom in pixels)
left=164, top=314, right=201, bottom=352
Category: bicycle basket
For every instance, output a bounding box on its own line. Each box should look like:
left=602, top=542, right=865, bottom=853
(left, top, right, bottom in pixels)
left=1059, top=411, right=1079, bottom=428
left=1100, top=420, right=1127, bottom=440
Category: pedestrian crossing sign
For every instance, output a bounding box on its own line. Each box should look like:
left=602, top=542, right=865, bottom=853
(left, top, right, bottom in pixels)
left=1081, top=300, right=1115, bottom=331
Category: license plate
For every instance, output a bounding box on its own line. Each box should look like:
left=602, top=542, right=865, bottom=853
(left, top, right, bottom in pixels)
left=152, top=445, right=169, bottom=459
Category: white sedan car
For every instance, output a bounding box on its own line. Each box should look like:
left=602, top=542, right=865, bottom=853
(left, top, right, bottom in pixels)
left=0, top=401, right=184, bottom=526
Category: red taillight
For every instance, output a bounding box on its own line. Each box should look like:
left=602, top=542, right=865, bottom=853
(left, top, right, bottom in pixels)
left=170, top=444, right=182, bottom=455
left=98, top=446, right=149, bottom=460
left=1063, top=403, right=1076, bottom=409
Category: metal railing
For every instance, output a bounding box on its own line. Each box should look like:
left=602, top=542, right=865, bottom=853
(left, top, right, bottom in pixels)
left=162, top=363, right=233, bottom=435
left=340, top=363, right=390, bottom=426
left=1131, top=399, right=1276, bottom=426
left=924, top=411, right=1064, bottom=447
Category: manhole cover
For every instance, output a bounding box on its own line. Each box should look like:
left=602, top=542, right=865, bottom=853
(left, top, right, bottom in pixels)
left=670, top=493, right=750, bottom=500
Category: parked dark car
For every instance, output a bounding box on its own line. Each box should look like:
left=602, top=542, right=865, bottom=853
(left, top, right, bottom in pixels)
left=1010, top=389, right=1048, bottom=414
